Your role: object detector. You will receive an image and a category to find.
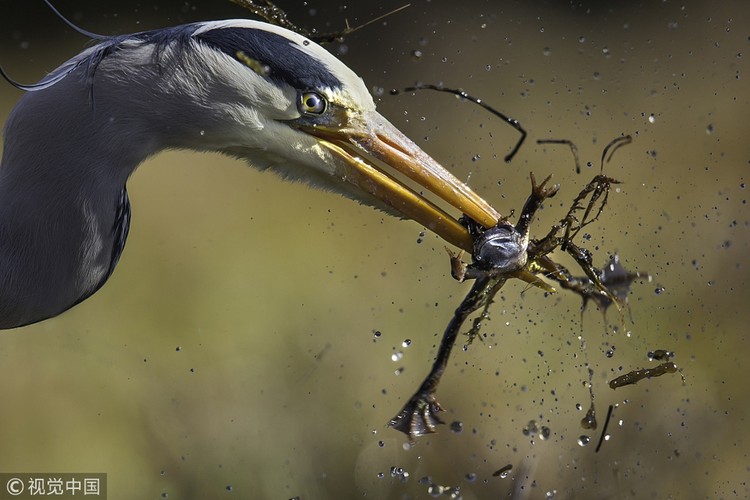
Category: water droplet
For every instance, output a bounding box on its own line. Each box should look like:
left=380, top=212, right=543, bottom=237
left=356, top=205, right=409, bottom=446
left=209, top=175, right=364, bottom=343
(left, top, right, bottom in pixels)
left=578, top=35, right=586, bottom=43
left=546, top=490, right=558, bottom=498
left=485, top=64, right=492, bottom=71
left=654, top=286, right=665, bottom=295
left=199, top=130, right=205, bottom=136
left=581, top=414, right=596, bottom=430
left=391, top=351, right=403, bottom=362
left=543, top=47, right=551, bottom=56
left=394, top=367, right=404, bottom=375
left=428, top=484, right=445, bottom=497
left=581, top=404, right=597, bottom=429
left=402, top=339, right=412, bottom=348
left=465, top=472, right=476, bottom=482
left=539, top=426, right=551, bottom=440
left=390, top=466, right=410, bottom=482
left=522, top=420, right=539, bottom=436
left=578, top=435, right=591, bottom=446
left=706, top=124, right=715, bottom=134
left=416, top=231, right=425, bottom=244
left=648, top=113, right=656, bottom=123
left=411, top=49, right=423, bottom=60
left=450, top=421, right=464, bottom=433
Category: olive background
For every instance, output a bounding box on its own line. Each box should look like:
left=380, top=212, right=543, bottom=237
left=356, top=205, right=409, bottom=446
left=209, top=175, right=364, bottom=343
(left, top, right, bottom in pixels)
left=0, top=0, right=747, bottom=498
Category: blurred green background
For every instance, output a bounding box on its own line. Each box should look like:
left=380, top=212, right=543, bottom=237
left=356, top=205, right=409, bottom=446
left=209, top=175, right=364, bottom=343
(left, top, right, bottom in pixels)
left=0, top=0, right=747, bottom=498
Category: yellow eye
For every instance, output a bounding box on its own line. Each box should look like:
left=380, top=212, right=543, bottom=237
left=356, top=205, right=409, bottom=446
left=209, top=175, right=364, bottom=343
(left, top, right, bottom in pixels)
left=300, top=91, right=327, bottom=115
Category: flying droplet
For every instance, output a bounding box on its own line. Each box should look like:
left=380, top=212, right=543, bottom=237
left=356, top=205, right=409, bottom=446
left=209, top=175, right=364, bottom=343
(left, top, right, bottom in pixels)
left=539, top=426, right=551, bottom=440
left=427, top=484, right=445, bottom=496
left=581, top=403, right=597, bottom=429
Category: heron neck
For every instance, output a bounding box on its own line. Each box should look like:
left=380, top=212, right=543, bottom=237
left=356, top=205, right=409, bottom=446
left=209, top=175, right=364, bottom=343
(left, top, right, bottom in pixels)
left=0, top=77, right=154, bottom=328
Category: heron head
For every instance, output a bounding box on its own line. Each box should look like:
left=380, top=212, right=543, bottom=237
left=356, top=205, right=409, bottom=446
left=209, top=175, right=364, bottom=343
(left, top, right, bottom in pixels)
left=101, top=20, right=503, bottom=251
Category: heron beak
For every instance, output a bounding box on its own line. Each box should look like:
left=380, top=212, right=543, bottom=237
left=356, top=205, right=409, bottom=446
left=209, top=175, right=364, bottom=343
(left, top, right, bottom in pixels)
left=299, top=111, right=502, bottom=252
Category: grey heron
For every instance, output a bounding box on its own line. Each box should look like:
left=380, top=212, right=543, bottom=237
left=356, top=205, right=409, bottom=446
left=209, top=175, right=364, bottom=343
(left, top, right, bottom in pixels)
left=0, top=11, right=504, bottom=329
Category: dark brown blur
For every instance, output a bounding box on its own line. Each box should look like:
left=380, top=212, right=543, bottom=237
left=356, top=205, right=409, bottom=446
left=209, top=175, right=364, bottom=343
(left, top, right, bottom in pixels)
left=0, top=1, right=747, bottom=498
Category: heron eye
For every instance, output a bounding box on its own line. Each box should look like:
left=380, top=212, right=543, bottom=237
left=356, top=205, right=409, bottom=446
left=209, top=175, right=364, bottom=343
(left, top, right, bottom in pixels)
left=300, top=91, right=327, bottom=115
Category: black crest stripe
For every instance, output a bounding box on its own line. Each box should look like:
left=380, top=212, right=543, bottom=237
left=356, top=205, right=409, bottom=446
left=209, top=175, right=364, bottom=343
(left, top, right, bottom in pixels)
left=195, top=27, right=342, bottom=91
